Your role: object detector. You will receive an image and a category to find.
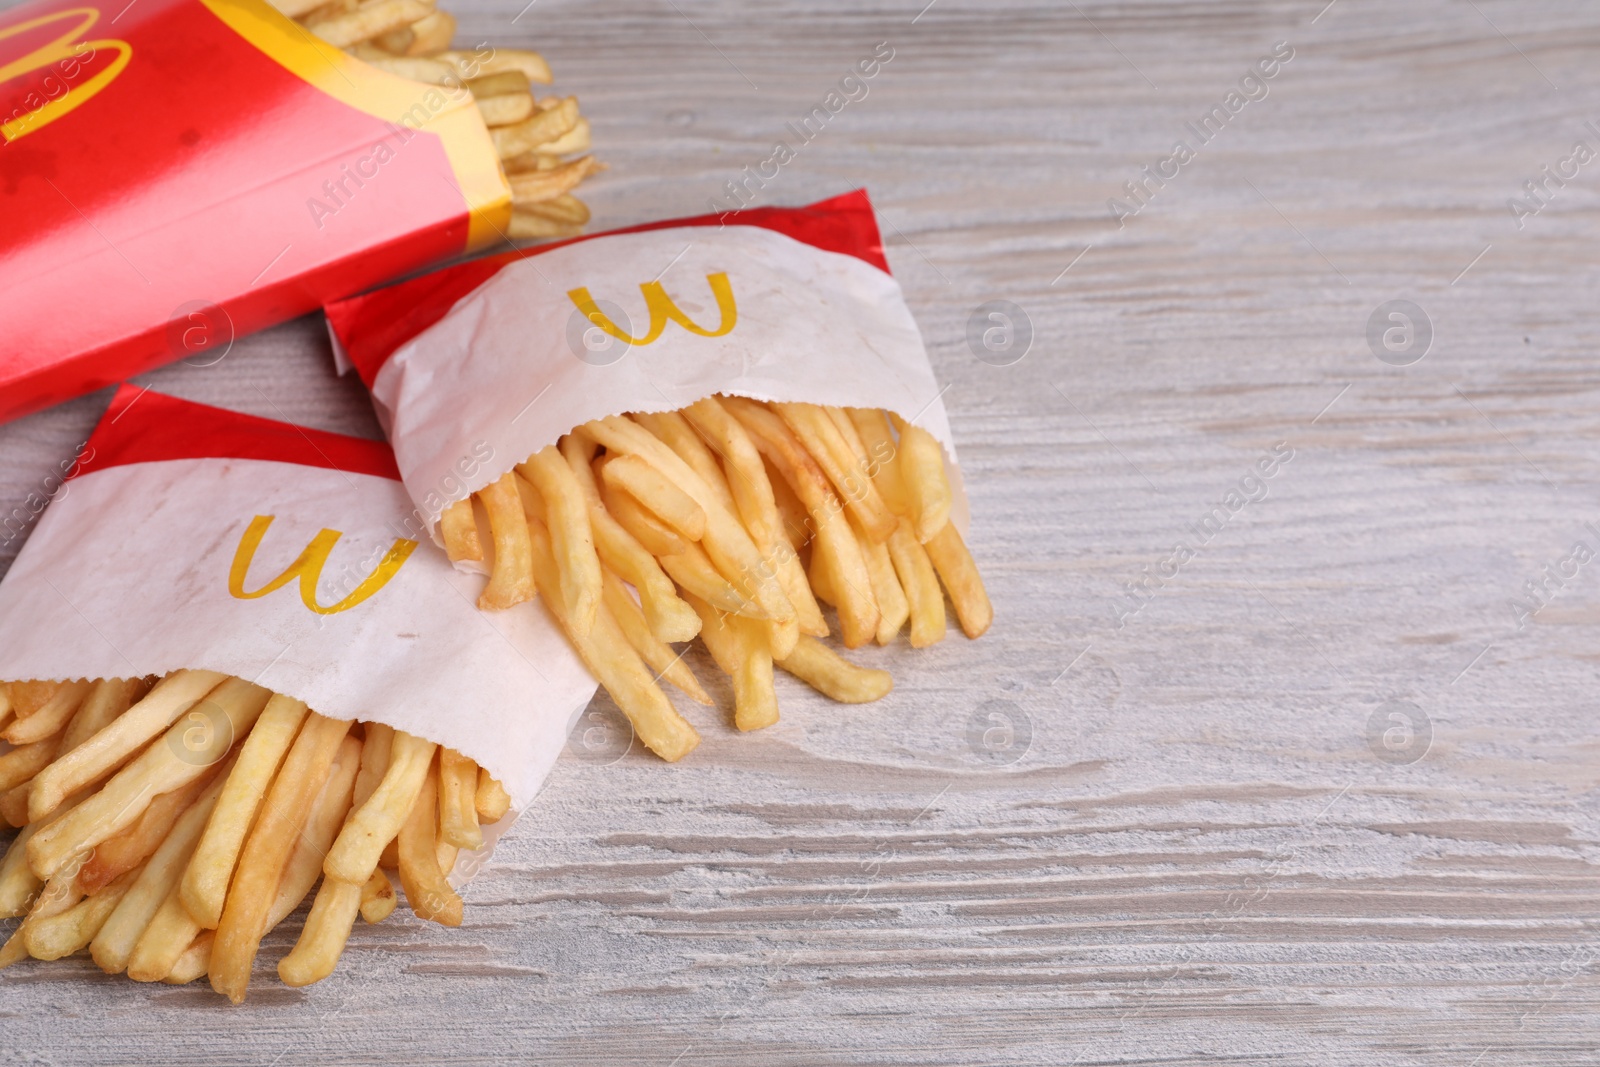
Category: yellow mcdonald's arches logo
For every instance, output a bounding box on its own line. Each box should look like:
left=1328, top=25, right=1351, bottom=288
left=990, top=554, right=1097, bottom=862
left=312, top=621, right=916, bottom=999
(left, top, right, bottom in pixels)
left=228, top=515, right=417, bottom=616
left=567, top=271, right=737, bottom=346
left=0, top=6, right=131, bottom=143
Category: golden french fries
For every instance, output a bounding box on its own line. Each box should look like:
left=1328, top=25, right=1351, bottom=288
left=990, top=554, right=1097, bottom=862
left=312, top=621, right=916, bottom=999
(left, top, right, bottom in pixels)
left=29, top=678, right=271, bottom=880
left=440, top=497, right=483, bottom=562
left=163, top=931, right=213, bottom=985
left=0, top=388, right=987, bottom=999
left=181, top=693, right=309, bottom=929
left=210, top=713, right=352, bottom=1002
left=475, top=768, right=512, bottom=823
left=466, top=69, right=529, bottom=98
left=445, top=398, right=989, bottom=746
left=887, top=413, right=954, bottom=544
left=127, top=884, right=206, bottom=982
left=888, top=520, right=946, bottom=648
left=858, top=521, right=911, bottom=645
left=477, top=471, right=537, bottom=610
left=396, top=759, right=462, bottom=927
left=78, top=766, right=220, bottom=894
left=28, top=669, right=226, bottom=822
left=359, top=867, right=398, bottom=923
left=775, top=402, right=897, bottom=544
left=25, top=869, right=135, bottom=961
left=561, top=434, right=701, bottom=643
left=2, top=679, right=87, bottom=746
left=924, top=521, right=993, bottom=639
left=0, top=739, right=61, bottom=798
left=437, top=747, right=484, bottom=851
left=495, top=102, right=580, bottom=160
left=476, top=90, right=534, bottom=128
left=686, top=593, right=778, bottom=732
left=777, top=636, right=894, bottom=703
left=325, top=729, right=435, bottom=884
left=305, top=0, right=434, bottom=49
left=453, top=47, right=551, bottom=83
left=589, top=414, right=796, bottom=632
left=279, top=876, right=364, bottom=987
left=91, top=769, right=228, bottom=975
left=600, top=453, right=708, bottom=541
left=402, top=8, right=454, bottom=54
left=518, top=446, right=602, bottom=636
left=0, top=672, right=512, bottom=998
left=525, top=516, right=701, bottom=762
left=601, top=571, right=713, bottom=706
left=601, top=473, right=692, bottom=557
left=274, top=0, right=597, bottom=235
left=660, top=541, right=765, bottom=618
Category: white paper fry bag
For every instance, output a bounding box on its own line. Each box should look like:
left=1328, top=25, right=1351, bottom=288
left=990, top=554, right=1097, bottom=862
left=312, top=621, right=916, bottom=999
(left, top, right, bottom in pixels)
left=0, top=386, right=596, bottom=817
left=325, top=190, right=969, bottom=540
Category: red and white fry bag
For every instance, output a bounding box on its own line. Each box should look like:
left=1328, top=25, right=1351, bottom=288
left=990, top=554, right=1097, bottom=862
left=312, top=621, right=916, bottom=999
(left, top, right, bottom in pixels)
left=0, top=386, right=595, bottom=820
left=0, top=0, right=511, bottom=426
left=324, top=190, right=969, bottom=540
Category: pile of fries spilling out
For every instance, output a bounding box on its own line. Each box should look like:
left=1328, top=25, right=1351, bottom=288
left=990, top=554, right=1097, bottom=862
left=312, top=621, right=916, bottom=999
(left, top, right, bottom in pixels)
left=444, top=398, right=992, bottom=761
left=268, top=0, right=599, bottom=239
left=0, top=673, right=507, bottom=1002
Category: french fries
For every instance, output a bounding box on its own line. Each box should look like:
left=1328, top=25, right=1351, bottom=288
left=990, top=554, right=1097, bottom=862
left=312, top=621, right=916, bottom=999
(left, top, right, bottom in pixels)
left=477, top=471, right=537, bottom=610
left=475, top=768, right=512, bottom=823
left=518, top=446, right=602, bottom=636
left=600, top=454, right=707, bottom=542
left=2, top=679, right=88, bottom=746
left=324, top=728, right=436, bottom=884
left=359, top=867, right=398, bottom=923
left=28, top=678, right=271, bottom=880
left=561, top=433, right=701, bottom=643
left=0, top=397, right=987, bottom=996
left=686, top=593, right=778, bottom=732
left=601, top=571, right=713, bottom=706
left=268, top=0, right=598, bottom=234
left=440, top=497, right=483, bottom=562
left=777, top=636, right=894, bottom=704
left=210, top=713, right=353, bottom=1002
left=0, top=674, right=509, bottom=999
left=887, top=413, right=954, bottom=544
left=28, top=669, right=226, bottom=822
left=437, top=747, right=484, bottom=851
left=395, top=758, right=462, bottom=927
left=924, top=521, right=993, bottom=639
left=445, top=398, right=991, bottom=744
left=525, top=515, right=701, bottom=762
left=181, top=694, right=310, bottom=929
left=304, top=0, right=434, bottom=50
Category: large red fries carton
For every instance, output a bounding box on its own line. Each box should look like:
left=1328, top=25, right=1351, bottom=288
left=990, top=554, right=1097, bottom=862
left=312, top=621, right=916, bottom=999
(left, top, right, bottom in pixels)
left=0, top=0, right=511, bottom=425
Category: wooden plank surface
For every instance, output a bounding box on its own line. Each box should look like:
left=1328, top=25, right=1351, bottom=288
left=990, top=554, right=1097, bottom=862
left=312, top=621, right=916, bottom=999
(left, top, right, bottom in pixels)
left=4, top=0, right=1600, bottom=1063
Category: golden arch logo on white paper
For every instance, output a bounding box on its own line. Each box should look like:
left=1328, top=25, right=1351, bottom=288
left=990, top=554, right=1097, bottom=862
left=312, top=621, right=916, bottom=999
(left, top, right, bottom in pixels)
left=228, top=514, right=416, bottom=616
left=566, top=271, right=737, bottom=346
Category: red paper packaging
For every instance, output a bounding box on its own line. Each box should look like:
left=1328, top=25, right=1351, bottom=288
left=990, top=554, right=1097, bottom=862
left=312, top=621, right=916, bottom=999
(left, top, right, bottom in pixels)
left=0, top=0, right=512, bottom=425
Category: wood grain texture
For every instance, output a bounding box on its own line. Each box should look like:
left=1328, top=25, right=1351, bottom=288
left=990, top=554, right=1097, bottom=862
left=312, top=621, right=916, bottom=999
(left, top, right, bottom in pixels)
left=3, top=0, right=1600, bottom=1063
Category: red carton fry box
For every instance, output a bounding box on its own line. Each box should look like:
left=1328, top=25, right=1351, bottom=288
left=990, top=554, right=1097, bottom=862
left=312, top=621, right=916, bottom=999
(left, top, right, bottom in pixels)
left=0, top=0, right=512, bottom=426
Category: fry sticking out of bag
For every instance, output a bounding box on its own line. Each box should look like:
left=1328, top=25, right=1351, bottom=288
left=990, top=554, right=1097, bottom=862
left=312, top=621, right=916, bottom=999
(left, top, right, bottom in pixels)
left=209, top=713, right=352, bottom=1003
left=421, top=386, right=990, bottom=747
left=476, top=471, right=537, bottom=610
left=518, top=446, right=603, bottom=636
left=397, top=757, right=462, bottom=927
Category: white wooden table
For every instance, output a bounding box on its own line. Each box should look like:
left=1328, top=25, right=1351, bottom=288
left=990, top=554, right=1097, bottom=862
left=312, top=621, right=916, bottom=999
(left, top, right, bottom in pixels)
left=3, top=1, right=1599, bottom=1063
